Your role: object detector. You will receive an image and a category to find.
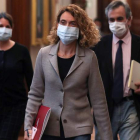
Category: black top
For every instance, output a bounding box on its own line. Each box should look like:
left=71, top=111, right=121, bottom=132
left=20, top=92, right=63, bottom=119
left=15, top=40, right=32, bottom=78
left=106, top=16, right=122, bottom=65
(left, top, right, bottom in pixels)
left=58, top=55, right=75, bottom=138
left=0, top=42, right=33, bottom=106
left=58, top=55, right=75, bottom=82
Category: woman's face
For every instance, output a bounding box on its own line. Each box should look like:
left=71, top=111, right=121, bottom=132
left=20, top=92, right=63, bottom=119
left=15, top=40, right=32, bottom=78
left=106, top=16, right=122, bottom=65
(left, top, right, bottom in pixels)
left=59, top=11, right=78, bottom=27
left=0, top=18, right=12, bottom=28
left=0, top=18, right=12, bottom=41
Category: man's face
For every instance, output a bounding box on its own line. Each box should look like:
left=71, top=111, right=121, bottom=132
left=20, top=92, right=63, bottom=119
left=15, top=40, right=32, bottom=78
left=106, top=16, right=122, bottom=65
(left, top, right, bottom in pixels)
left=108, top=5, right=132, bottom=26
left=94, top=21, right=101, bottom=29
left=108, top=6, right=127, bottom=23
left=108, top=6, right=132, bottom=38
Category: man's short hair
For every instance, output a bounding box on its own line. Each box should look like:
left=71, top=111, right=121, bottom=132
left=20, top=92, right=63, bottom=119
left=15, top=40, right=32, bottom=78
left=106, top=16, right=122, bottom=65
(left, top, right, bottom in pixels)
left=105, top=0, right=132, bottom=19
left=94, top=18, right=102, bottom=23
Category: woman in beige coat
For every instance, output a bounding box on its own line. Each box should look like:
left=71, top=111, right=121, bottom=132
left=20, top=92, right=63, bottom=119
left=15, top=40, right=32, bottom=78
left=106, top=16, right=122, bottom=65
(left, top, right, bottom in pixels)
left=24, top=4, right=113, bottom=140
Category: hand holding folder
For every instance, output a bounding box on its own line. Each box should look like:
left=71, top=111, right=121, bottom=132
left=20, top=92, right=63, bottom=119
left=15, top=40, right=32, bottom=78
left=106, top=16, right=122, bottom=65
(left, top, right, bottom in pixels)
left=128, top=60, right=140, bottom=90
left=134, top=82, right=140, bottom=94
left=32, top=105, right=51, bottom=140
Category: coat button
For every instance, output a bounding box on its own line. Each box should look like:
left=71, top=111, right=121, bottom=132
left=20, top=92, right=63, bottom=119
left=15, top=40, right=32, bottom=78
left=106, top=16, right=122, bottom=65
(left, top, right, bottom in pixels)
left=63, top=119, right=67, bottom=123
left=60, top=89, right=63, bottom=92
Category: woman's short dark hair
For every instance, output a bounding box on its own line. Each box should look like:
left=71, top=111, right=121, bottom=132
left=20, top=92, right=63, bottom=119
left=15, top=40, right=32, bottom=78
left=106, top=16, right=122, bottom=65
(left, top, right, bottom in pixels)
left=0, top=12, right=13, bottom=28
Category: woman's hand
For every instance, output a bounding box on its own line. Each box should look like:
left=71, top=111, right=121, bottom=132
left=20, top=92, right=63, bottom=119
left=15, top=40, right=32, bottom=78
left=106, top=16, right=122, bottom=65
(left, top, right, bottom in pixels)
left=24, top=129, right=32, bottom=140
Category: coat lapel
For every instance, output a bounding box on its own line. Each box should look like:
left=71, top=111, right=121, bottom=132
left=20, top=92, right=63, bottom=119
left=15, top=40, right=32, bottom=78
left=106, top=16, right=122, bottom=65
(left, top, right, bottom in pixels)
left=66, top=44, right=84, bottom=77
left=105, top=35, right=114, bottom=82
left=49, top=42, right=60, bottom=76
left=48, top=43, right=84, bottom=79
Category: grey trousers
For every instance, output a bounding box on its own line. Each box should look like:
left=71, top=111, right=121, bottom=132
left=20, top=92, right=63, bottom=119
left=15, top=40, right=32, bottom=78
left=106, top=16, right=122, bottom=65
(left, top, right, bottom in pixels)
left=41, top=134, right=91, bottom=140
left=95, top=100, right=140, bottom=140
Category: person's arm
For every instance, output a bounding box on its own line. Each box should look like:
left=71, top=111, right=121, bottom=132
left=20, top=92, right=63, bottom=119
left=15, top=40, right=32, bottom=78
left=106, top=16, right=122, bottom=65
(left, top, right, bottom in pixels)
left=23, top=47, right=33, bottom=90
left=88, top=51, right=113, bottom=140
left=24, top=48, right=45, bottom=134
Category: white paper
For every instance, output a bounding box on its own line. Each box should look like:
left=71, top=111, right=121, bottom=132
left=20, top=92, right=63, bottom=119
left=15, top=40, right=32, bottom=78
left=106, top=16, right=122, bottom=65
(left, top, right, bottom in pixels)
left=32, top=127, right=37, bottom=139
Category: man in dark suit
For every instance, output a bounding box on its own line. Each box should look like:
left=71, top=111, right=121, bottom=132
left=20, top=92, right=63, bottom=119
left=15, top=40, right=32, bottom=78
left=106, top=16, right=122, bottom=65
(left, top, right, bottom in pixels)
left=92, top=1, right=140, bottom=140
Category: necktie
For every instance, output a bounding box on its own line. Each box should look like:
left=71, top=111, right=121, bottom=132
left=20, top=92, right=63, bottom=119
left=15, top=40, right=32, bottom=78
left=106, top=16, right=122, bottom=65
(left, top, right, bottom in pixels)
left=112, top=40, right=123, bottom=104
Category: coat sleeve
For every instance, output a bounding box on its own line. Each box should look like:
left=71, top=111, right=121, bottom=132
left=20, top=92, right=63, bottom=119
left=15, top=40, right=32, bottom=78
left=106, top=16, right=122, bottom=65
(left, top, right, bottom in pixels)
left=23, top=47, right=33, bottom=91
left=24, top=48, right=45, bottom=130
left=88, top=51, right=113, bottom=140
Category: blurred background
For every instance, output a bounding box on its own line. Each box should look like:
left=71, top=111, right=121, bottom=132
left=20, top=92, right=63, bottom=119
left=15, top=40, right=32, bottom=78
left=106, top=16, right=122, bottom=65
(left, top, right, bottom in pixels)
left=1, top=0, right=140, bottom=68
left=0, top=0, right=139, bottom=139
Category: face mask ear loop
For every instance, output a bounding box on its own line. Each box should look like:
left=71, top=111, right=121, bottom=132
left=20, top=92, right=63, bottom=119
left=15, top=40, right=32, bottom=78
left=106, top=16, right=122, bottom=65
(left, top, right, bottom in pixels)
left=125, top=19, right=130, bottom=28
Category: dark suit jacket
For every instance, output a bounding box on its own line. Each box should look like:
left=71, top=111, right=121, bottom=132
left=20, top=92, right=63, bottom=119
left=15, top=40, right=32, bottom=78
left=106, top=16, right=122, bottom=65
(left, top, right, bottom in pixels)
left=92, top=33, right=140, bottom=120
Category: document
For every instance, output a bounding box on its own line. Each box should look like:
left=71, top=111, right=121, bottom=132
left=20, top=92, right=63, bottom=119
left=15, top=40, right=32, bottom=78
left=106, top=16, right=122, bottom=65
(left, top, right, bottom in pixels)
left=32, top=105, right=51, bottom=140
left=128, top=60, right=140, bottom=90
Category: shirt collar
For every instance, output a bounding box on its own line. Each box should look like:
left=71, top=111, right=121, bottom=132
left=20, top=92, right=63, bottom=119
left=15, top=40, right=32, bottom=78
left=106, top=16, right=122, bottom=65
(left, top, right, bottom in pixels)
left=113, top=30, right=131, bottom=45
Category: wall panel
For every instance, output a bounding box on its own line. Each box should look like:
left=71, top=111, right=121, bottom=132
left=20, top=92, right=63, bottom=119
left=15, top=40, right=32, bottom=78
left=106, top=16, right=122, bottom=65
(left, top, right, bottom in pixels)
left=6, top=0, right=31, bottom=137
left=7, top=0, right=31, bottom=49
left=127, top=0, right=140, bottom=35
left=0, top=0, right=6, bottom=12
left=97, top=0, right=112, bottom=34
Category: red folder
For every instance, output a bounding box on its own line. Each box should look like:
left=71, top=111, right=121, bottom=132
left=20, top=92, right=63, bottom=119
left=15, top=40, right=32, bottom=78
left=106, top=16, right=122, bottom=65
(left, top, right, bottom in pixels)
left=32, top=105, right=51, bottom=140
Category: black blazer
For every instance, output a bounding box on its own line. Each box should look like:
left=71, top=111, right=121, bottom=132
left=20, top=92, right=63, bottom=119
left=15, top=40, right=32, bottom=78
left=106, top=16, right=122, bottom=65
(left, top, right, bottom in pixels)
left=92, top=33, right=140, bottom=120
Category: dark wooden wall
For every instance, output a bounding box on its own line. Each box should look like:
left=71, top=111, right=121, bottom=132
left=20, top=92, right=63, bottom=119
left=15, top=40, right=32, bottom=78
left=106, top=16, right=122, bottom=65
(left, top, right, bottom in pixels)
left=97, top=0, right=112, bottom=34
left=71, top=0, right=87, bottom=10
left=6, top=0, right=31, bottom=50
left=127, top=0, right=140, bottom=36
left=6, top=0, right=31, bottom=136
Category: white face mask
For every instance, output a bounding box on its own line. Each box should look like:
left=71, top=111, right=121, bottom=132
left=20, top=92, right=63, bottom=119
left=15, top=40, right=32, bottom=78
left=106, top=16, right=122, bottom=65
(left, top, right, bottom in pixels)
left=109, top=21, right=127, bottom=37
left=57, top=24, right=79, bottom=45
left=0, top=27, right=12, bottom=41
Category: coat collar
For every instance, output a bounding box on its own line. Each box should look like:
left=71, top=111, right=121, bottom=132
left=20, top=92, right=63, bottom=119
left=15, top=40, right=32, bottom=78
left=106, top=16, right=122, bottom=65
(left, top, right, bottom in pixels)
left=49, top=41, right=84, bottom=79
left=49, top=41, right=85, bottom=57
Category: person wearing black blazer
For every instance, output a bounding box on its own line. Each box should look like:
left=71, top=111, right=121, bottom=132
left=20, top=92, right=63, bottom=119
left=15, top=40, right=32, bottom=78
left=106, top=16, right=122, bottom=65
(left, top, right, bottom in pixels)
left=92, top=1, right=140, bottom=140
